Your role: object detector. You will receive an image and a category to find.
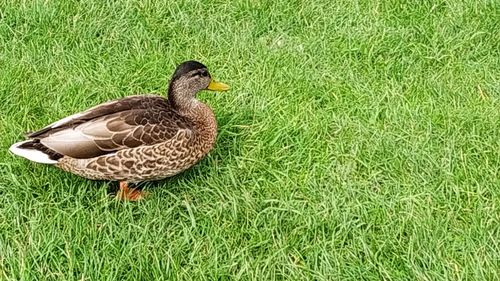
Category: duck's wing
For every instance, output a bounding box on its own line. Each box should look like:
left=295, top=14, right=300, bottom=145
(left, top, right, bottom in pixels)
left=26, top=95, right=193, bottom=159
left=27, top=95, right=167, bottom=138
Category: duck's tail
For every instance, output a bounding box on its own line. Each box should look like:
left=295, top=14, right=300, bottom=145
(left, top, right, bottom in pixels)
left=9, top=140, right=61, bottom=164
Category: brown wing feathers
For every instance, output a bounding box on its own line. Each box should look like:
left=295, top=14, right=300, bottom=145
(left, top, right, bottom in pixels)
left=24, top=96, right=194, bottom=159
left=27, top=96, right=169, bottom=138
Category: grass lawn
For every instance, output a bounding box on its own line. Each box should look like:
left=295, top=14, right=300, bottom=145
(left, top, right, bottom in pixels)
left=0, top=0, right=499, bottom=279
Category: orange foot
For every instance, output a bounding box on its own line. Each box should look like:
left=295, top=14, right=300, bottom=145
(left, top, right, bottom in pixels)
left=116, top=181, right=148, bottom=201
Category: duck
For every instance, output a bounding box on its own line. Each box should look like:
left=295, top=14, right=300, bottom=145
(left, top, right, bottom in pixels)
left=9, top=60, right=230, bottom=200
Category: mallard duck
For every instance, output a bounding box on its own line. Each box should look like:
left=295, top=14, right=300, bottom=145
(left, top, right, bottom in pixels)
left=9, top=60, right=229, bottom=200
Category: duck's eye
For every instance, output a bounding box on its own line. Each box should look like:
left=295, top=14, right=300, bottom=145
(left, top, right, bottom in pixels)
left=199, top=71, right=208, bottom=77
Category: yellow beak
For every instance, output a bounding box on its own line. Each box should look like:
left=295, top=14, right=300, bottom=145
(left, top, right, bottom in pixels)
left=207, top=80, right=230, bottom=91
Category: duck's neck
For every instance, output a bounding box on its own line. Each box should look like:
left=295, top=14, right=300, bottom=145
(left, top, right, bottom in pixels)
left=167, top=83, right=197, bottom=110
left=171, top=98, right=218, bottom=152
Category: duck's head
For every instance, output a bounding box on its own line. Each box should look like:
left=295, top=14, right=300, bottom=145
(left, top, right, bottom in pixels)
left=168, top=60, right=229, bottom=108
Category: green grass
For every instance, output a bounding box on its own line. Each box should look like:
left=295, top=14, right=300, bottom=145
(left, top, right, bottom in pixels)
left=0, top=0, right=499, bottom=279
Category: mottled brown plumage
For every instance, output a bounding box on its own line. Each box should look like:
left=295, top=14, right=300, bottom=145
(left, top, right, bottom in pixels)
left=10, top=60, right=230, bottom=199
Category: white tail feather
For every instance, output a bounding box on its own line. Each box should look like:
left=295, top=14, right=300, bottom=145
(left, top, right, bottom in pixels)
left=9, top=141, right=58, bottom=164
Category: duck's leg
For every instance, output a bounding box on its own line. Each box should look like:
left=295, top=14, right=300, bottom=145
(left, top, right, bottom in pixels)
left=116, top=181, right=148, bottom=201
